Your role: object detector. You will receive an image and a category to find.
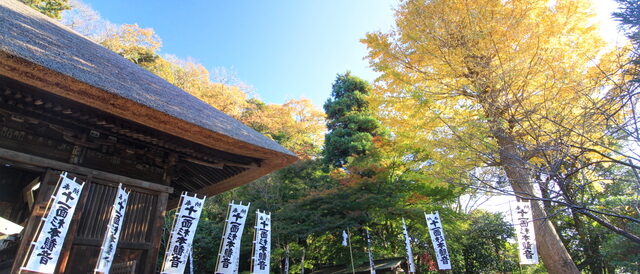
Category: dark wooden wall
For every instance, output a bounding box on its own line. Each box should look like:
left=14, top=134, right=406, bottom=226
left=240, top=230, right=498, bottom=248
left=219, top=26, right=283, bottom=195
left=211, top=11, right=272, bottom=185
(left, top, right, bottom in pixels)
left=62, top=179, right=164, bottom=274
left=0, top=166, right=38, bottom=224
left=11, top=170, right=169, bottom=274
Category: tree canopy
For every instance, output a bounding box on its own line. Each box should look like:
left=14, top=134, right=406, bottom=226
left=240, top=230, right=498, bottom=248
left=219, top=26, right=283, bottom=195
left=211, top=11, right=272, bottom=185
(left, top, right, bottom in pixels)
left=363, top=0, right=636, bottom=272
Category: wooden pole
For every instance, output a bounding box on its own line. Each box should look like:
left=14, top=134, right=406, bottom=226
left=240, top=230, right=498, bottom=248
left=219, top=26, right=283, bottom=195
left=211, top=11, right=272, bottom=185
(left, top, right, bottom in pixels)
left=250, top=210, right=257, bottom=274
left=300, top=248, right=305, bottom=274
left=214, top=202, right=233, bottom=272
left=348, top=228, right=355, bottom=274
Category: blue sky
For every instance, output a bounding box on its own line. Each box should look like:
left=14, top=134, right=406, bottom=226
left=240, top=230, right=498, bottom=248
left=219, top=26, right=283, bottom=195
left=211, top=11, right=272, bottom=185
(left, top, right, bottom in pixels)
left=81, top=0, right=398, bottom=107
left=79, top=0, right=622, bottom=109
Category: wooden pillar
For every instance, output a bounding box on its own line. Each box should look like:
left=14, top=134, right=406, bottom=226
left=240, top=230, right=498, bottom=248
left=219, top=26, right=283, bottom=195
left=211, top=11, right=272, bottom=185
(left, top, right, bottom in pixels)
left=162, top=152, right=177, bottom=186
left=145, top=191, right=169, bottom=274
left=11, top=169, right=56, bottom=273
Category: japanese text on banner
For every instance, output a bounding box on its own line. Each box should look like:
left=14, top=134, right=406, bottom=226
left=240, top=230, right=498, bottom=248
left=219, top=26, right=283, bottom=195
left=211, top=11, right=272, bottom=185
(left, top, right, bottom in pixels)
left=514, top=201, right=539, bottom=265
left=22, top=173, right=84, bottom=274
left=161, top=193, right=205, bottom=274
left=215, top=202, right=250, bottom=274
left=425, top=212, right=452, bottom=270
left=95, top=184, right=129, bottom=274
left=251, top=211, right=271, bottom=274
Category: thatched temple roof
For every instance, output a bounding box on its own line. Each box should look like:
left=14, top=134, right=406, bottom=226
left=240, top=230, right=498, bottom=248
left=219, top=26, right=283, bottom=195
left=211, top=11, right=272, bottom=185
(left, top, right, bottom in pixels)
left=0, top=0, right=297, bottom=198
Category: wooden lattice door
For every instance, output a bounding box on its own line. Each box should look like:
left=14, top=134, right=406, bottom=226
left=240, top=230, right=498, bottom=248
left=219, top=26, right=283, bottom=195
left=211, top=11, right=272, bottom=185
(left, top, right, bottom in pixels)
left=13, top=170, right=169, bottom=274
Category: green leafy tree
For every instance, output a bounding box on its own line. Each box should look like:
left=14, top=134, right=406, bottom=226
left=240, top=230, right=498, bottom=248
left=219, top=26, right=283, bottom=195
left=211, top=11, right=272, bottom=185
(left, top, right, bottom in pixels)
left=20, top=0, right=70, bottom=19
left=602, top=223, right=640, bottom=272
left=458, top=211, right=517, bottom=273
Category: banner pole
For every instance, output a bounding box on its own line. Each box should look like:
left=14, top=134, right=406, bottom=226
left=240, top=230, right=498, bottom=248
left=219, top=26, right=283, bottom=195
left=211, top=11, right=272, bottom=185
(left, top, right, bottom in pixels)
left=347, top=228, right=355, bottom=274
left=214, top=202, right=233, bottom=273
left=250, top=210, right=259, bottom=274
left=300, top=248, right=305, bottom=274
left=160, top=192, right=184, bottom=273
left=189, top=245, right=194, bottom=274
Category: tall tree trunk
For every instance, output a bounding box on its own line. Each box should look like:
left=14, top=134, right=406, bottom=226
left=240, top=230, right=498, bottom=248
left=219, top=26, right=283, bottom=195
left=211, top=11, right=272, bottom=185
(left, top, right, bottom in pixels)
left=538, top=176, right=553, bottom=214
left=493, top=129, right=580, bottom=274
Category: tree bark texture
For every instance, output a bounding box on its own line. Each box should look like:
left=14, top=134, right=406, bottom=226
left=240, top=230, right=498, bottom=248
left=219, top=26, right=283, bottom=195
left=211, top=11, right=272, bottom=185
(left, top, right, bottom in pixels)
left=493, top=128, right=580, bottom=274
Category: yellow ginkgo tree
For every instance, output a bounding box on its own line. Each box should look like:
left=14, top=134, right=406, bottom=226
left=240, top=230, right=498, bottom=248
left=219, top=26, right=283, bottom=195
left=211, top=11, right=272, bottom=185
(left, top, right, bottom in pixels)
left=363, top=0, right=635, bottom=272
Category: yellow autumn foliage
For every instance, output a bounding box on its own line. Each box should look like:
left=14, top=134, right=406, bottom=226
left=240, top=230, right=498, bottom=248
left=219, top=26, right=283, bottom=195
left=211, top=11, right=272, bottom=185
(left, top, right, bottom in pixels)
left=363, top=0, right=630, bottom=173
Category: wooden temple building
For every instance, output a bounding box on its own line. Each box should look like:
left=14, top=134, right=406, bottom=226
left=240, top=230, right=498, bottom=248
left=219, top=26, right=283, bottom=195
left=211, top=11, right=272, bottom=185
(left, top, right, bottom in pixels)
left=0, top=0, right=297, bottom=272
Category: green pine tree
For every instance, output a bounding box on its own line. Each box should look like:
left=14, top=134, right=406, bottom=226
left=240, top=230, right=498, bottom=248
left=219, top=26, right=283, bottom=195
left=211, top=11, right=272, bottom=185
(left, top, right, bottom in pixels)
left=323, top=72, right=381, bottom=168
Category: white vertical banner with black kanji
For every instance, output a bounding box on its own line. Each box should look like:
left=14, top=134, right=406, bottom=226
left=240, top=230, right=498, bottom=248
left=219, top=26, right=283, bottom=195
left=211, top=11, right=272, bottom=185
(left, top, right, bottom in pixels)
left=251, top=211, right=271, bottom=274
left=95, top=184, right=130, bottom=274
left=401, top=218, right=416, bottom=273
left=22, top=172, right=85, bottom=274
left=161, top=192, right=206, bottom=274
left=514, top=201, right=539, bottom=265
left=215, top=201, right=250, bottom=274
left=365, top=229, right=376, bottom=274
left=424, top=212, right=452, bottom=270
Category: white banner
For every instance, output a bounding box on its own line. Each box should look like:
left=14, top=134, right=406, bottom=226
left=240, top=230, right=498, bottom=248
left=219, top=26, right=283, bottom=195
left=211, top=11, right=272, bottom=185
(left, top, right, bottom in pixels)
left=424, top=212, right=451, bottom=270
left=94, top=184, right=129, bottom=274
left=365, top=229, right=376, bottom=274
left=215, top=202, right=250, bottom=274
left=284, top=248, right=289, bottom=274
left=22, top=173, right=84, bottom=273
left=161, top=193, right=206, bottom=274
left=251, top=211, right=271, bottom=274
left=514, top=201, right=539, bottom=265
left=342, top=230, right=348, bottom=246
left=401, top=219, right=416, bottom=273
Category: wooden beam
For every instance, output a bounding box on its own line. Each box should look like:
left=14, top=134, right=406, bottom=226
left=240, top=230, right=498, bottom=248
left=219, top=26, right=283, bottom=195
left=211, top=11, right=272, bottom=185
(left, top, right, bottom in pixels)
left=72, top=238, right=151, bottom=250
left=182, top=156, right=224, bottom=169
left=0, top=147, right=173, bottom=193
